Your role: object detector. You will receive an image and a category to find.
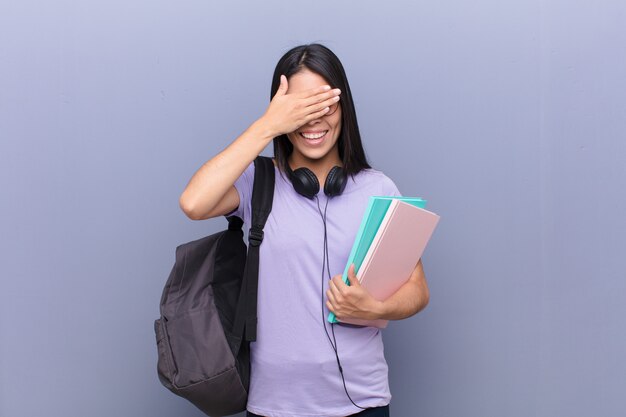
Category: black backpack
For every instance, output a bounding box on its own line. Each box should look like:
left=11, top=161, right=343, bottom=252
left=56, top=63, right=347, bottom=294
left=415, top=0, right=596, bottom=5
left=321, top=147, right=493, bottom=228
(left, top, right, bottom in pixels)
left=154, top=156, right=275, bottom=417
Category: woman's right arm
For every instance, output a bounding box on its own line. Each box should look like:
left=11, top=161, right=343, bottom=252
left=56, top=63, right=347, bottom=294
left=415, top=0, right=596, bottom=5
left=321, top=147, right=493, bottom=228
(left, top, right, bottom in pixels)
left=178, top=120, right=275, bottom=220
left=179, top=75, right=342, bottom=220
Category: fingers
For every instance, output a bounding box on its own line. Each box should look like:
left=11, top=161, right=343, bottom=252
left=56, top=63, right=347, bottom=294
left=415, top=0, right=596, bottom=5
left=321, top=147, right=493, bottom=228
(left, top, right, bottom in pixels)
left=303, top=105, right=332, bottom=123
left=294, top=84, right=333, bottom=99
left=326, top=300, right=337, bottom=316
left=274, top=74, right=289, bottom=97
left=303, top=90, right=341, bottom=114
left=326, top=282, right=342, bottom=315
left=346, top=263, right=359, bottom=286
left=326, top=287, right=337, bottom=307
left=329, top=277, right=348, bottom=297
left=327, top=280, right=340, bottom=300
left=300, top=94, right=341, bottom=124
left=307, top=96, right=339, bottom=112
left=303, top=87, right=341, bottom=105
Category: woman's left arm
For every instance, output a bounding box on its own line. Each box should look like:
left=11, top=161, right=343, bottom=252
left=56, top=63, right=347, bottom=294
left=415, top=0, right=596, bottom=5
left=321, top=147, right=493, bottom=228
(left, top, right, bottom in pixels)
left=326, top=260, right=430, bottom=321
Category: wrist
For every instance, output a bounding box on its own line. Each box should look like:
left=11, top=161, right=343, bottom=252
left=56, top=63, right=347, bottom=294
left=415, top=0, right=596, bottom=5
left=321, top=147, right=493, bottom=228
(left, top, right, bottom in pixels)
left=250, top=118, right=278, bottom=143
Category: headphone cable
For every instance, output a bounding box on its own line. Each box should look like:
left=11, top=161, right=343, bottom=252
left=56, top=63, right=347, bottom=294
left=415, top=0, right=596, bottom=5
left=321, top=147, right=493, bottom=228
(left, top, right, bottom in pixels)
left=316, top=196, right=367, bottom=411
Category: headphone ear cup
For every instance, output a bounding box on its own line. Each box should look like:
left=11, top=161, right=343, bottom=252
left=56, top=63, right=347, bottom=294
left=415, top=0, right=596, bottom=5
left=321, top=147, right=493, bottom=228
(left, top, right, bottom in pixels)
left=324, top=166, right=347, bottom=197
left=291, top=167, right=320, bottom=199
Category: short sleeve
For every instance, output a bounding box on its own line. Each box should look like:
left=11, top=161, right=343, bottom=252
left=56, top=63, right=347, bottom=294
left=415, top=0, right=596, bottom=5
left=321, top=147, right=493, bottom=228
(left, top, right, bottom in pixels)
left=380, top=174, right=402, bottom=197
left=223, top=161, right=255, bottom=225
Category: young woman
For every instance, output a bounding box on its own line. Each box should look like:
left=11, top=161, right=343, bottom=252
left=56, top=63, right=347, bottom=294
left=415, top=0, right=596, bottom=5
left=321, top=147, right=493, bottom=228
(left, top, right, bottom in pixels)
left=179, top=43, right=429, bottom=417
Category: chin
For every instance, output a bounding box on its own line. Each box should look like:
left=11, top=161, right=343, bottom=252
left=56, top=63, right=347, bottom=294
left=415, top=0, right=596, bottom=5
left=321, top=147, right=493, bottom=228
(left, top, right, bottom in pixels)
left=300, top=141, right=338, bottom=159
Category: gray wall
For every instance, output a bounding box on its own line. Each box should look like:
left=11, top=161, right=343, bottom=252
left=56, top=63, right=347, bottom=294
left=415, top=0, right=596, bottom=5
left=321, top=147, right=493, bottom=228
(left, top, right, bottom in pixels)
left=1, top=1, right=625, bottom=416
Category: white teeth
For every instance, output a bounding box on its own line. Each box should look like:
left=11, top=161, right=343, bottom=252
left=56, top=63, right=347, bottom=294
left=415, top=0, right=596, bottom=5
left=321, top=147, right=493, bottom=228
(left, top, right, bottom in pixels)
left=300, top=131, right=327, bottom=139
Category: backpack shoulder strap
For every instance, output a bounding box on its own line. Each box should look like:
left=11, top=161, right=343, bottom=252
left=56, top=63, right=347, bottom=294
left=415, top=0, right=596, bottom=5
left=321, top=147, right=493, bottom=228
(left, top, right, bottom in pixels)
left=233, top=156, right=275, bottom=347
left=249, top=156, right=275, bottom=242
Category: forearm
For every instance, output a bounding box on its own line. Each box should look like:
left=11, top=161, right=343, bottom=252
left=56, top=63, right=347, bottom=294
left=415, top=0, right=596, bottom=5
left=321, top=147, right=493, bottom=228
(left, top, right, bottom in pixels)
left=179, top=119, right=275, bottom=219
left=375, top=262, right=430, bottom=320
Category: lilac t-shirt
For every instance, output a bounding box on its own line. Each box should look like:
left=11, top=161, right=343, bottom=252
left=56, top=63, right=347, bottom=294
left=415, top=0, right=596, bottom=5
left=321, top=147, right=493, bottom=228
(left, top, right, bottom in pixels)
left=226, top=160, right=402, bottom=417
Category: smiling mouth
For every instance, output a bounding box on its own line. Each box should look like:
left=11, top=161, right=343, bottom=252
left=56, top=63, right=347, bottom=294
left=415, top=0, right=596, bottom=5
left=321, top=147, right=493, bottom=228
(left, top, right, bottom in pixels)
left=299, top=130, right=328, bottom=142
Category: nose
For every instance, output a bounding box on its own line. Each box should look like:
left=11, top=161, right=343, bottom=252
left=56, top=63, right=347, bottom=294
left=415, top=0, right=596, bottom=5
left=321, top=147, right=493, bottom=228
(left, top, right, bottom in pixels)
left=305, top=116, right=323, bottom=125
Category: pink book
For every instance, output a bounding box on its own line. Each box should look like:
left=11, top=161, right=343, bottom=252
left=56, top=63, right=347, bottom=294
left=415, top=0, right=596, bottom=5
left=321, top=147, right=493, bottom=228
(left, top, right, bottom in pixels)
left=339, top=200, right=440, bottom=328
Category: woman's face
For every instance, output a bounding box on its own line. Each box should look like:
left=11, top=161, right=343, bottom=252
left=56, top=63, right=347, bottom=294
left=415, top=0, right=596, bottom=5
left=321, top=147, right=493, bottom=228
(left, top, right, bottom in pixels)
left=285, top=69, right=342, bottom=167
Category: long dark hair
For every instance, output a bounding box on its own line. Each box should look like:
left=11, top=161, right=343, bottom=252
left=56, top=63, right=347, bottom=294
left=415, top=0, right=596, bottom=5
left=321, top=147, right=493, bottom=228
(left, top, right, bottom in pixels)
left=270, top=43, right=371, bottom=180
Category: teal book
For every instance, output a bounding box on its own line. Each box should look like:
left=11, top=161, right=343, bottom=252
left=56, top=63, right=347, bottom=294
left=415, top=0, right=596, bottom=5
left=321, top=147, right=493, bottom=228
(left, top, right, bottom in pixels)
left=327, top=196, right=427, bottom=324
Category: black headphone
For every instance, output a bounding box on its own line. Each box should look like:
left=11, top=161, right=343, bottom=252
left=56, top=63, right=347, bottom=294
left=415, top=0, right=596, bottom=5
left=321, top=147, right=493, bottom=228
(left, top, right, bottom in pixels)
left=286, top=164, right=348, bottom=199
